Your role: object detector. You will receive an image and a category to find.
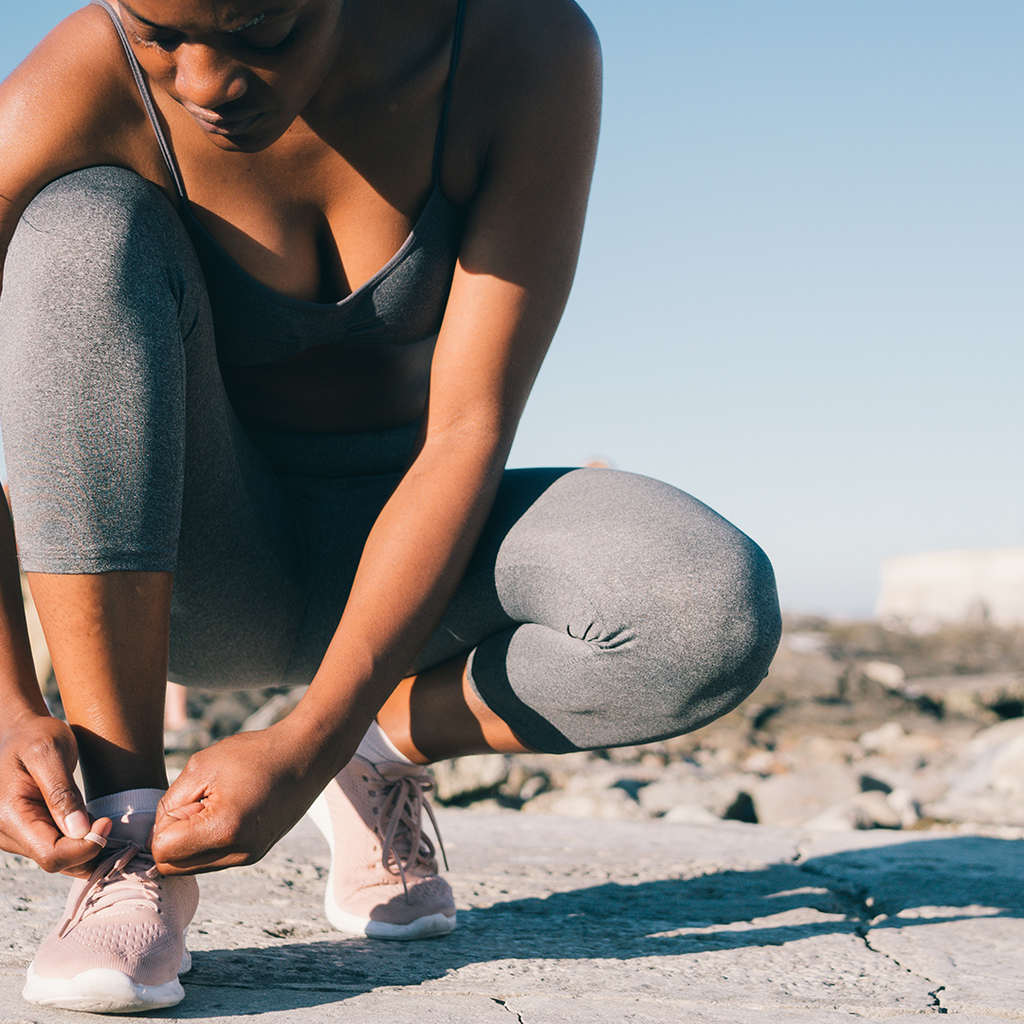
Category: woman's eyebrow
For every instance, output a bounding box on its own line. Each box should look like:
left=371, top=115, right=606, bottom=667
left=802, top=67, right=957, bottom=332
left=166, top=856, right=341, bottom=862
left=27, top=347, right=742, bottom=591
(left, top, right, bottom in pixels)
left=118, top=0, right=168, bottom=30
left=118, top=2, right=280, bottom=34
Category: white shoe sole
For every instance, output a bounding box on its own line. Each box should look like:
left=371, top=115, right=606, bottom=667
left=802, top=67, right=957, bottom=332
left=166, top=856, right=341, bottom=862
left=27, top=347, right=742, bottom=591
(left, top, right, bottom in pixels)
left=308, top=789, right=457, bottom=941
left=23, top=942, right=191, bottom=1014
left=22, top=966, right=185, bottom=1014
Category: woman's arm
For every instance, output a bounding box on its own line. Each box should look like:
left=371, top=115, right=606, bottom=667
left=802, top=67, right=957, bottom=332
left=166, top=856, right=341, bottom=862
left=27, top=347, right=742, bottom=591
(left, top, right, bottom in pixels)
left=0, top=7, right=150, bottom=871
left=152, top=0, right=602, bottom=873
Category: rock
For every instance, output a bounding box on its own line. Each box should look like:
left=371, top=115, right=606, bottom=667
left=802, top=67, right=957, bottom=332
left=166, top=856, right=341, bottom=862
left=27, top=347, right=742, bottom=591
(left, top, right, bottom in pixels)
left=751, top=763, right=861, bottom=828
left=986, top=731, right=1024, bottom=799
left=859, top=721, right=907, bottom=755
left=500, top=763, right=552, bottom=804
left=857, top=721, right=948, bottom=770
left=739, top=750, right=785, bottom=775
left=202, top=692, right=263, bottom=739
left=860, top=660, right=906, bottom=688
left=164, top=721, right=212, bottom=754
left=901, top=672, right=1024, bottom=721
left=922, top=717, right=1024, bottom=826
left=662, top=803, right=720, bottom=824
left=520, top=786, right=646, bottom=819
left=951, top=717, right=1024, bottom=789
left=517, top=773, right=550, bottom=802
left=530, top=751, right=602, bottom=790
left=638, top=773, right=759, bottom=822
left=925, top=790, right=1024, bottom=828
left=431, top=754, right=510, bottom=803
left=854, top=757, right=950, bottom=809
left=802, top=790, right=905, bottom=831
left=886, top=787, right=921, bottom=828
left=785, top=735, right=861, bottom=764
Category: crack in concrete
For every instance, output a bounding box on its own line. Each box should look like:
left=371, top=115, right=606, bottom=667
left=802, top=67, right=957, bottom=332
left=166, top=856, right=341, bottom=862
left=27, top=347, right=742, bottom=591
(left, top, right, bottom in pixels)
left=795, top=856, right=951, bottom=1015
left=491, top=997, right=525, bottom=1023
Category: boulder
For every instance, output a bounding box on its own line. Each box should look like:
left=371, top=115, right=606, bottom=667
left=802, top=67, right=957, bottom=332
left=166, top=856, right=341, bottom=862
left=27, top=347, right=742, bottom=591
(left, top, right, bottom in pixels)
left=430, top=754, right=510, bottom=803
left=751, top=763, right=861, bottom=828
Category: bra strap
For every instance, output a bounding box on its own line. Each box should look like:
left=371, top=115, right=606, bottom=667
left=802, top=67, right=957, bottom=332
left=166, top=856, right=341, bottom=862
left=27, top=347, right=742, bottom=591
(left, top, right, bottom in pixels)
left=432, top=0, right=469, bottom=182
left=90, top=0, right=188, bottom=201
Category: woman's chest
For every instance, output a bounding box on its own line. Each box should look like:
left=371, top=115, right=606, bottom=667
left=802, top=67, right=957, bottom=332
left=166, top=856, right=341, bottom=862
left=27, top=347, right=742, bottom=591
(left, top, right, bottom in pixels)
left=177, top=138, right=436, bottom=304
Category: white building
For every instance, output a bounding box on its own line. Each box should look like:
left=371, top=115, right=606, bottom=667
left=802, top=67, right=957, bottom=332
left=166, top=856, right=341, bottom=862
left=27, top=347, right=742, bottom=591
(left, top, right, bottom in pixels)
left=876, top=547, right=1024, bottom=629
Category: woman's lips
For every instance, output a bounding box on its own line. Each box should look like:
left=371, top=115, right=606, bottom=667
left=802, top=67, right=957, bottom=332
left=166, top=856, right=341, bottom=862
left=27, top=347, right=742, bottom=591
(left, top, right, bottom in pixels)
left=193, top=112, right=264, bottom=137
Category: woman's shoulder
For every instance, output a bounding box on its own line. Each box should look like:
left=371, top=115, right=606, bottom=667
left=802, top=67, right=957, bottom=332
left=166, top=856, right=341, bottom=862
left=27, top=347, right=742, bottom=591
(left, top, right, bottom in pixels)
left=467, top=0, right=600, bottom=84
left=0, top=6, right=160, bottom=218
left=452, top=0, right=601, bottom=161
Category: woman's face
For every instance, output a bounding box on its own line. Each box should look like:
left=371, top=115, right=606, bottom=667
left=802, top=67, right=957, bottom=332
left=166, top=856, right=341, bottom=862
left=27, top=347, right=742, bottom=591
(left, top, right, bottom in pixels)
left=115, top=0, right=345, bottom=151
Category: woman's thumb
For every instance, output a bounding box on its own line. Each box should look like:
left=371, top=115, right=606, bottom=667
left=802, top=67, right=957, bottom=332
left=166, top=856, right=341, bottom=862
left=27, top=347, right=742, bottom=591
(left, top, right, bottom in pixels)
left=31, top=757, right=90, bottom=838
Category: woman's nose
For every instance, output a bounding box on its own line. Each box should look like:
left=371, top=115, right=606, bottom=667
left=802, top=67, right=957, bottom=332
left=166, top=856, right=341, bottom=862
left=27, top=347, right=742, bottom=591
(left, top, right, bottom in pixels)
left=174, top=45, right=248, bottom=112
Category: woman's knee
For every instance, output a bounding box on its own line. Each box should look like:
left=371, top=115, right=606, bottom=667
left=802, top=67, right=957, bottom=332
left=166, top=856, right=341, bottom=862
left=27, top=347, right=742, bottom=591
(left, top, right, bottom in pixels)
left=567, top=470, right=781, bottom=737
left=4, top=167, right=194, bottom=315
left=648, top=528, right=781, bottom=737
left=15, top=166, right=177, bottom=249
left=478, top=469, right=782, bottom=751
left=563, top=523, right=780, bottom=748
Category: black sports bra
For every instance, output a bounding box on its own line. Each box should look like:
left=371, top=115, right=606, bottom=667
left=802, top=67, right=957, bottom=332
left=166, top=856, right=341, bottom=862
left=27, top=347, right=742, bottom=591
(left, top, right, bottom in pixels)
left=92, top=0, right=468, bottom=367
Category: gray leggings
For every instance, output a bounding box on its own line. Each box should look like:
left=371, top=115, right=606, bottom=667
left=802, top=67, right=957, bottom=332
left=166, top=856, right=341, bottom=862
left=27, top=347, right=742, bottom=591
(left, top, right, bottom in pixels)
left=0, top=167, right=781, bottom=754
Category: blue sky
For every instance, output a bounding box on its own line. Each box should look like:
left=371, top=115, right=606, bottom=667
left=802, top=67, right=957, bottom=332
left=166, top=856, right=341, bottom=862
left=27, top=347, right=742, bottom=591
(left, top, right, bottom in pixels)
left=2, top=1, right=1022, bottom=617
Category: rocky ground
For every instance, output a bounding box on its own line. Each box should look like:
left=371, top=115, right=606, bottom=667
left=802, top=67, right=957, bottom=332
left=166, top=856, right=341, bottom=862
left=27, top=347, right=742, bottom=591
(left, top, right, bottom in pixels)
left=27, top=581, right=1024, bottom=835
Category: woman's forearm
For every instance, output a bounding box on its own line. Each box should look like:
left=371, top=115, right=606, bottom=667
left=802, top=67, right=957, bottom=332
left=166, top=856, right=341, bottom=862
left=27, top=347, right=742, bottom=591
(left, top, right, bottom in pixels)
left=288, top=425, right=508, bottom=770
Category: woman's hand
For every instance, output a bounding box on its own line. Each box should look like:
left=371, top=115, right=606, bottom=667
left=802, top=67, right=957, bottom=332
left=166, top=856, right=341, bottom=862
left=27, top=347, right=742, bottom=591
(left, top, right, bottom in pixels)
left=0, top=712, right=111, bottom=876
left=151, top=719, right=335, bottom=875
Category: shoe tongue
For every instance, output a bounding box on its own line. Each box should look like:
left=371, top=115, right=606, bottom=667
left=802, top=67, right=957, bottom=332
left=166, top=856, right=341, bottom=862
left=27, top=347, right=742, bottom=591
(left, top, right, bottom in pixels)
left=106, top=810, right=157, bottom=848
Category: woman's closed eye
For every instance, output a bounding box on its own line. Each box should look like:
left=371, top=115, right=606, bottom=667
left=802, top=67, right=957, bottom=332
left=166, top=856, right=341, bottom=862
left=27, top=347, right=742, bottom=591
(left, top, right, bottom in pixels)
left=129, top=18, right=298, bottom=55
left=131, top=30, right=181, bottom=52
left=234, top=18, right=299, bottom=53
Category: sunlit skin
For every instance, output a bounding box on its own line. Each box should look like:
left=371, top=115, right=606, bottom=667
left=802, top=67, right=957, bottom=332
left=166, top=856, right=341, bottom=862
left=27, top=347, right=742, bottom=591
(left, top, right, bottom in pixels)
left=0, top=0, right=600, bottom=877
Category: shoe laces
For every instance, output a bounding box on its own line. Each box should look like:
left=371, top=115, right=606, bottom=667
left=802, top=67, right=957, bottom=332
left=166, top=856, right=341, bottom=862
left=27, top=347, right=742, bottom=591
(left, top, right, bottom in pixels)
left=59, top=840, right=162, bottom=937
left=374, top=769, right=448, bottom=898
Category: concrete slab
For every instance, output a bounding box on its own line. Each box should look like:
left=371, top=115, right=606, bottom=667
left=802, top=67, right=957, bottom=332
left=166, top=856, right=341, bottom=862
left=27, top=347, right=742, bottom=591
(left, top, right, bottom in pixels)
left=1, top=811, right=1020, bottom=1022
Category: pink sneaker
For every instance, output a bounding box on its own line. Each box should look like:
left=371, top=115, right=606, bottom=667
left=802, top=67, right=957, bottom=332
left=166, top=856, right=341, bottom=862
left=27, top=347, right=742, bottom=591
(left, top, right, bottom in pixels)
left=308, top=755, right=456, bottom=940
left=23, top=840, right=199, bottom=1013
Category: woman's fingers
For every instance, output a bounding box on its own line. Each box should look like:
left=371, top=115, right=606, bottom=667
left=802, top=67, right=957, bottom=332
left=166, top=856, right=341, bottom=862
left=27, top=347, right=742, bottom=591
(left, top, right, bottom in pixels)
left=152, top=786, right=255, bottom=874
left=0, top=716, right=109, bottom=875
left=5, top=808, right=112, bottom=876
left=153, top=751, right=248, bottom=872
left=20, top=736, right=88, bottom=838
left=49, top=829, right=113, bottom=877
left=152, top=804, right=250, bottom=874
left=152, top=726, right=322, bottom=875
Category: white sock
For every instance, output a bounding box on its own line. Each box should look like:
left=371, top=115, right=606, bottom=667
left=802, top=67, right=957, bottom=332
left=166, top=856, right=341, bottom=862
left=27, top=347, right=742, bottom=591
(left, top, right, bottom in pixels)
left=355, top=720, right=415, bottom=767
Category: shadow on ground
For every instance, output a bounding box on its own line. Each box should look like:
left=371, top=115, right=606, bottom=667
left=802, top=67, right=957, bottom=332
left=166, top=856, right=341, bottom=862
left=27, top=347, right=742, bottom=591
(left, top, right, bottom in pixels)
left=154, top=835, right=1020, bottom=1018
